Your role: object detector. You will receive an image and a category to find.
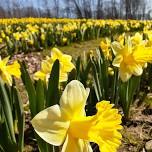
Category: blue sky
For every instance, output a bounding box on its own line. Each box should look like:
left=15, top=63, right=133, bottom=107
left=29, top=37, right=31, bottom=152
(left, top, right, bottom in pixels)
left=28, top=0, right=151, bottom=11
left=1, top=0, right=151, bottom=13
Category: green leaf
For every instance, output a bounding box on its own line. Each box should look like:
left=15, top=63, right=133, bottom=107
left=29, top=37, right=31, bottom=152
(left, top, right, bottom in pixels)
left=36, top=80, right=45, bottom=113
left=20, top=62, right=36, bottom=117
left=98, top=48, right=109, bottom=99
left=0, top=79, right=16, bottom=144
left=119, top=76, right=141, bottom=118
left=46, top=59, right=60, bottom=107
left=0, top=145, right=5, bottom=152
left=67, top=69, right=77, bottom=83
left=13, top=87, right=24, bottom=152
left=128, top=76, right=141, bottom=103
left=75, top=56, right=81, bottom=79
left=91, top=58, right=102, bottom=101
left=111, top=68, right=120, bottom=105
left=0, top=122, right=17, bottom=152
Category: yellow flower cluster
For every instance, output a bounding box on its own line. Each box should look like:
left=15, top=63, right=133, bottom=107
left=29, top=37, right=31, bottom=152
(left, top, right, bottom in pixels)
left=0, top=18, right=151, bottom=53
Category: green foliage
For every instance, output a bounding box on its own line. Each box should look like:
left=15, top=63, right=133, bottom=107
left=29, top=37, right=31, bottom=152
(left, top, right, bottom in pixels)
left=119, top=76, right=141, bottom=119
left=91, top=48, right=109, bottom=101
left=21, top=59, right=60, bottom=152
left=0, top=79, right=24, bottom=152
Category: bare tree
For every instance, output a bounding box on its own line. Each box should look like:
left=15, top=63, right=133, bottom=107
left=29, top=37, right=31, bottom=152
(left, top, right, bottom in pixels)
left=0, top=0, right=149, bottom=19
left=54, top=0, right=59, bottom=17
left=96, top=0, right=103, bottom=19
left=83, top=0, right=92, bottom=18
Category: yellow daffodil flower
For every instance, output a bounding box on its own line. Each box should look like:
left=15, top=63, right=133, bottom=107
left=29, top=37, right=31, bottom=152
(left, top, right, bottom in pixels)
left=0, top=56, right=21, bottom=86
left=108, top=67, right=114, bottom=76
left=13, top=32, right=21, bottom=41
left=117, top=33, right=125, bottom=46
left=145, top=32, right=152, bottom=47
left=100, top=38, right=112, bottom=60
left=112, top=37, right=152, bottom=82
left=32, top=80, right=122, bottom=152
left=131, top=32, right=144, bottom=46
left=40, top=34, right=45, bottom=41
left=62, top=37, right=67, bottom=44
left=34, top=48, right=75, bottom=82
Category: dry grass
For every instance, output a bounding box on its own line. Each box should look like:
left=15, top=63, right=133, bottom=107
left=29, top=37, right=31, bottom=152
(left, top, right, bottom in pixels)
left=42, top=39, right=102, bottom=59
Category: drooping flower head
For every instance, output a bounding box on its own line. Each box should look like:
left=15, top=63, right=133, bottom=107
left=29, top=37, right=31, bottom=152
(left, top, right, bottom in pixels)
left=112, top=37, right=152, bottom=82
left=34, top=48, right=75, bottom=82
left=32, top=80, right=122, bottom=152
left=0, top=56, right=21, bottom=86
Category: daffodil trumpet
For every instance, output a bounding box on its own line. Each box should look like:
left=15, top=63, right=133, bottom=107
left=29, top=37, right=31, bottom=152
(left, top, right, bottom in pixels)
left=32, top=80, right=122, bottom=152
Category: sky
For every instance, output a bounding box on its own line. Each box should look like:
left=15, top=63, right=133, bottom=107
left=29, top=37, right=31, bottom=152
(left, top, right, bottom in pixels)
left=29, top=0, right=152, bottom=12
left=1, top=0, right=152, bottom=14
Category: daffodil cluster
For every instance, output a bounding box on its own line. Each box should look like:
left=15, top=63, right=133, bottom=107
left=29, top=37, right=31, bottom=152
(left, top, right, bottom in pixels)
left=0, top=18, right=150, bottom=54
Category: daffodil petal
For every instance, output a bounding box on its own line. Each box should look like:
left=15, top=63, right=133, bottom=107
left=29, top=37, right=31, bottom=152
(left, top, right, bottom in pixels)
left=59, top=72, right=68, bottom=82
left=62, top=54, right=75, bottom=72
left=60, top=80, right=90, bottom=119
left=119, top=63, right=131, bottom=82
left=1, top=72, right=12, bottom=86
left=6, top=61, right=21, bottom=78
left=126, top=37, right=132, bottom=54
left=133, top=47, right=152, bottom=63
left=51, top=47, right=63, bottom=60
left=61, top=134, right=92, bottom=152
left=119, top=70, right=131, bottom=82
left=34, top=71, right=46, bottom=81
left=112, top=55, right=123, bottom=67
left=32, top=104, right=70, bottom=146
left=111, top=41, right=123, bottom=55
left=2, top=56, right=10, bottom=65
left=41, top=59, right=52, bottom=73
left=128, top=64, right=143, bottom=76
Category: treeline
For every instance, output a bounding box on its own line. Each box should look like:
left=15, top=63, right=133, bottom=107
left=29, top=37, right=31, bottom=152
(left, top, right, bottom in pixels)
left=0, top=0, right=151, bottom=19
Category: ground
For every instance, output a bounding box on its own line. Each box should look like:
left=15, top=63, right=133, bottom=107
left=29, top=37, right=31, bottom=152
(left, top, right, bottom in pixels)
left=12, top=39, right=152, bottom=152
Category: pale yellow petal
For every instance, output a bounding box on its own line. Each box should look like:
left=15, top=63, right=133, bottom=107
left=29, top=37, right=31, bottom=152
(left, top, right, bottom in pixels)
left=128, top=64, right=143, bottom=76
left=119, top=63, right=132, bottom=82
left=41, top=60, right=52, bottom=73
left=120, top=71, right=131, bottom=82
left=61, top=135, right=92, bottom=152
left=112, top=55, right=123, bottom=67
left=126, top=36, right=132, bottom=54
left=59, top=72, right=68, bottom=82
left=111, top=41, right=123, bottom=55
left=60, top=80, right=89, bottom=119
left=32, top=105, right=70, bottom=146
